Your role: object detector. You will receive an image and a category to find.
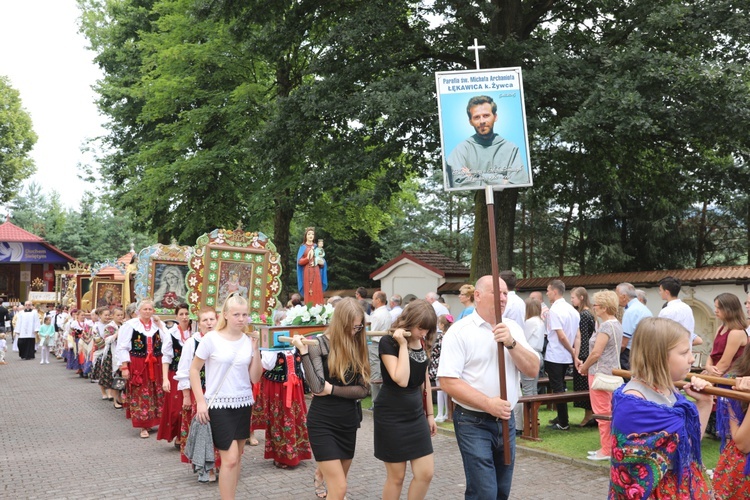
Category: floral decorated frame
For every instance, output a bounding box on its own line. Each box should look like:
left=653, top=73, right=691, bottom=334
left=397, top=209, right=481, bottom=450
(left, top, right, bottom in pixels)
left=185, top=227, right=282, bottom=320
left=134, top=240, right=193, bottom=319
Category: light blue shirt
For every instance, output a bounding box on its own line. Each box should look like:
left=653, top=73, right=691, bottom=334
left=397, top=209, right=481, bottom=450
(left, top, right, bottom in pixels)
left=622, top=298, right=653, bottom=350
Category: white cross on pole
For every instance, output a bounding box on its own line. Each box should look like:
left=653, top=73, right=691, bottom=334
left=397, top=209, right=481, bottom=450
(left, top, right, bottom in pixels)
left=468, top=38, right=485, bottom=70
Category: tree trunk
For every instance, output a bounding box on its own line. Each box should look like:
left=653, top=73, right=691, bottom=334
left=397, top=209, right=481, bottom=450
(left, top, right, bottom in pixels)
left=469, top=0, right=527, bottom=279
left=695, top=200, right=708, bottom=268
left=558, top=203, right=574, bottom=276
left=273, top=192, right=295, bottom=303
left=472, top=189, right=518, bottom=281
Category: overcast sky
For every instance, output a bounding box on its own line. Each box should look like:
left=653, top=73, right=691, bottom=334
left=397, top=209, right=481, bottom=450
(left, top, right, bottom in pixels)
left=0, top=0, right=106, bottom=211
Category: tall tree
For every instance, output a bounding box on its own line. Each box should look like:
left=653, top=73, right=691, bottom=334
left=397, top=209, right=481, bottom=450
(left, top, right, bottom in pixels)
left=0, top=76, right=37, bottom=204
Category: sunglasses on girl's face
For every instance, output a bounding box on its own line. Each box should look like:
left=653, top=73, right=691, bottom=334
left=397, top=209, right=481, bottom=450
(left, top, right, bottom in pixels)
left=352, top=324, right=364, bottom=332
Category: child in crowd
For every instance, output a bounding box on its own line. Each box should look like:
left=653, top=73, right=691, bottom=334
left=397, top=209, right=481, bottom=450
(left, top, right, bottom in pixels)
left=0, top=332, right=7, bottom=364
left=38, top=316, right=56, bottom=364
left=610, top=317, right=713, bottom=499
left=430, top=314, right=453, bottom=422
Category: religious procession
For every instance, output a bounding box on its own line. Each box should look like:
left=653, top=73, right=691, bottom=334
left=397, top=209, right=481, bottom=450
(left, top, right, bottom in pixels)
left=4, top=214, right=750, bottom=499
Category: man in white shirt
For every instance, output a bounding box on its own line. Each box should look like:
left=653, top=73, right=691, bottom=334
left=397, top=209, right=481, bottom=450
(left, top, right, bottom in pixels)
left=438, top=275, right=540, bottom=500
left=14, top=301, right=40, bottom=360
left=529, top=291, right=549, bottom=323
left=657, top=276, right=702, bottom=345
left=368, top=291, right=392, bottom=403
left=499, top=270, right=525, bottom=328
left=426, top=291, right=449, bottom=317
left=388, top=294, right=403, bottom=323
left=544, top=280, right=580, bottom=431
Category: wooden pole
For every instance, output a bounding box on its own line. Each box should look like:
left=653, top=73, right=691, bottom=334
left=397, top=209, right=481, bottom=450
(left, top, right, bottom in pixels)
left=612, top=369, right=750, bottom=402
left=366, top=330, right=411, bottom=337
left=486, top=186, right=511, bottom=465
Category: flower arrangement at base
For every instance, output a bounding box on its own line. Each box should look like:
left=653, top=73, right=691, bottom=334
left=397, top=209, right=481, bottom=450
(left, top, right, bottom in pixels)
left=281, top=303, right=334, bottom=326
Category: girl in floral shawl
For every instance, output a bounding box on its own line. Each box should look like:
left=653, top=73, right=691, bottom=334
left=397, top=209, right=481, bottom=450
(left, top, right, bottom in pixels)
left=609, top=317, right=713, bottom=499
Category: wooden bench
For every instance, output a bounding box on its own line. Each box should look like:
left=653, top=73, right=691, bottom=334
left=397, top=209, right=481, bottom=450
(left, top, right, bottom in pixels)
left=518, top=390, right=591, bottom=441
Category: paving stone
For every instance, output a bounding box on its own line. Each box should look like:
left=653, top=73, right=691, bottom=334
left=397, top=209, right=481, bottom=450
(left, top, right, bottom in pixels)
left=0, top=355, right=609, bottom=498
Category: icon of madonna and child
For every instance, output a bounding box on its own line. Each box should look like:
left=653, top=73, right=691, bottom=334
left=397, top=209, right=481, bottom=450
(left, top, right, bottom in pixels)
left=296, top=227, right=328, bottom=306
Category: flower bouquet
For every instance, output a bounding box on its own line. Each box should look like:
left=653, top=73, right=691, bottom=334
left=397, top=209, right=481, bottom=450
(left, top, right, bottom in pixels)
left=281, top=303, right=334, bottom=326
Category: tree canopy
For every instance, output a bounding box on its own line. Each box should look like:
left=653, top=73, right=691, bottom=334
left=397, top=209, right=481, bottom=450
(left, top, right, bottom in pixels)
left=77, top=0, right=750, bottom=291
left=0, top=75, right=37, bottom=205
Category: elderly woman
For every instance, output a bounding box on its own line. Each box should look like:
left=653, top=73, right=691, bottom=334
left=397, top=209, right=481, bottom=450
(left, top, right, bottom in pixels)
left=577, top=290, right=623, bottom=461
left=116, top=299, right=167, bottom=438
left=457, top=284, right=475, bottom=320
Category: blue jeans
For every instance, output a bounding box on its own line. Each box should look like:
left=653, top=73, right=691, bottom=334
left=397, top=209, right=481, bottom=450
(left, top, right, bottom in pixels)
left=453, top=407, right=516, bottom=500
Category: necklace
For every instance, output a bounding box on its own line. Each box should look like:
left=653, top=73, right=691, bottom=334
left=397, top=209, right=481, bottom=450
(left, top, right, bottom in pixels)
left=140, top=319, right=153, bottom=331
left=408, top=346, right=427, bottom=363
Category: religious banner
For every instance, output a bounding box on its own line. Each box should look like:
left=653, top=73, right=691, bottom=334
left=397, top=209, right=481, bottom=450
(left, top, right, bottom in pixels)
left=435, top=67, right=533, bottom=191
left=185, top=227, right=282, bottom=320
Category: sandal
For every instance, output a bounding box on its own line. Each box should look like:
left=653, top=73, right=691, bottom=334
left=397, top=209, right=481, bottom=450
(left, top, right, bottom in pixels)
left=274, top=461, right=289, bottom=469
left=248, top=436, right=259, bottom=446
left=314, top=474, right=327, bottom=498
left=140, top=429, right=149, bottom=439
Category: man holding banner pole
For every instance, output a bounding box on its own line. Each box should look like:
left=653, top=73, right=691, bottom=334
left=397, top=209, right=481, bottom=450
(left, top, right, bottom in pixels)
left=438, top=275, right=540, bottom=499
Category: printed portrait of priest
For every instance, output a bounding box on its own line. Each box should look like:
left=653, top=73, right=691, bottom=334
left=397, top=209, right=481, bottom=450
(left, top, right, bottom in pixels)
left=445, top=95, right=530, bottom=188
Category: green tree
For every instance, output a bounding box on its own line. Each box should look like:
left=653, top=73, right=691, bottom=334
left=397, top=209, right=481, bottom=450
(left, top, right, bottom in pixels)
left=0, top=76, right=37, bottom=204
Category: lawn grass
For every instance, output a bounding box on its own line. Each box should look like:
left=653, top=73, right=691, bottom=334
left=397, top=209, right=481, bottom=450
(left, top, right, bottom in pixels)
left=363, top=396, right=722, bottom=469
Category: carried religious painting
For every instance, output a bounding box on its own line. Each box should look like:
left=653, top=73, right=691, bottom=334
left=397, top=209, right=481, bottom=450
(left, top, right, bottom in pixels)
left=152, top=262, right=190, bottom=311
left=134, top=240, right=193, bottom=319
left=76, top=275, right=92, bottom=311
left=435, top=67, right=533, bottom=191
left=185, top=226, right=282, bottom=320
left=93, top=281, right=124, bottom=309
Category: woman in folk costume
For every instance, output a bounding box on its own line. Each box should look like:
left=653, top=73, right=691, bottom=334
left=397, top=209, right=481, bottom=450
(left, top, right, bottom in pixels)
left=712, top=305, right=750, bottom=499
left=91, top=307, right=113, bottom=396
left=66, top=309, right=90, bottom=375
left=97, top=307, right=124, bottom=405
left=115, top=299, right=167, bottom=439
left=296, top=227, right=328, bottom=306
left=113, top=303, right=138, bottom=410
left=609, top=318, right=713, bottom=499
left=158, top=303, right=192, bottom=445
left=79, top=309, right=99, bottom=378
left=251, top=346, right=312, bottom=469
left=175, top=306, right=220, bottom=483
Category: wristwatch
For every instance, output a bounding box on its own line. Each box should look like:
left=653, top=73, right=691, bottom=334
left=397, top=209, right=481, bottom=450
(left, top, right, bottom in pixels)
left=505, top=339, right=517, bottom=350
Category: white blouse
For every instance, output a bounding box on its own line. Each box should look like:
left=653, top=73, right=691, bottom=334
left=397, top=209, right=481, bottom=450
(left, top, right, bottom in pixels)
left=194, top=331, right=254, bottom=409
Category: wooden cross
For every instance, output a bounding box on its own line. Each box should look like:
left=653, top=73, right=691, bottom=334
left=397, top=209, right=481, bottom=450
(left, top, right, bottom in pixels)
left=468, top=38, right=485, bottom=70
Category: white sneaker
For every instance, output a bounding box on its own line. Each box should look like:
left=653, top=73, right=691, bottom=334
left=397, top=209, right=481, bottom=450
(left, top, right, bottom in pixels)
left=435, top=416, right=446, bottom=423
left=40, top=360, right=44, bottom=364
left=45, top=361, right=50, bottom=364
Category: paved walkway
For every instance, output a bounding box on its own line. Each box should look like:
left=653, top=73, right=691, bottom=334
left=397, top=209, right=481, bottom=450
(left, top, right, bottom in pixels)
left=0, top=353, right=609, bottom=499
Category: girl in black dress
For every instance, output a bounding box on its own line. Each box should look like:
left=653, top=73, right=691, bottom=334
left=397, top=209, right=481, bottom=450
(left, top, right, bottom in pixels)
left=571, top=287, right=596, bottom=426
left=292, top=298, right=370, bottom=500
left=374, top=299, right=437, bottom=500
